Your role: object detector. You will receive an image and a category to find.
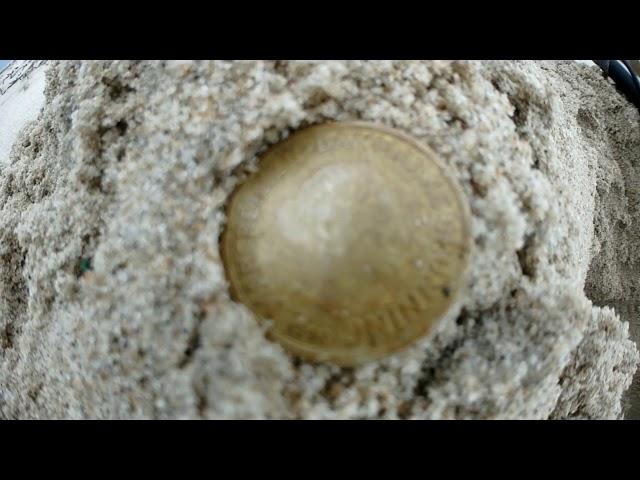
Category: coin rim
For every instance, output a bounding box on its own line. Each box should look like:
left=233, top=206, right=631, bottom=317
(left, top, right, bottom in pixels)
left=220, top=121, right=473, bottom=366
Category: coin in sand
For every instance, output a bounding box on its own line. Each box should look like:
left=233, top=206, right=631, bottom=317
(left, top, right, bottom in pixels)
left=221, top=122, right=472, bottom=366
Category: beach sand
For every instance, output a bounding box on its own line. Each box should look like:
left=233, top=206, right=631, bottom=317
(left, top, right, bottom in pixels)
left=0, top=60, right=638, bottom=419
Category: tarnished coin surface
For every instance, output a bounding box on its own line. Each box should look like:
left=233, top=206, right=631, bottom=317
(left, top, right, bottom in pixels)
left=221, top=122, right=472, bottom=366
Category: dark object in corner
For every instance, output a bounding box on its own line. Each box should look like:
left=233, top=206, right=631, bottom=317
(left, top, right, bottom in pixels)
left=593, top=60, right=640, bottom=110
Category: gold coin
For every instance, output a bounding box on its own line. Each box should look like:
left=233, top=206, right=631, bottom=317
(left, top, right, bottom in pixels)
left=221, top=122, right=472, bottom=366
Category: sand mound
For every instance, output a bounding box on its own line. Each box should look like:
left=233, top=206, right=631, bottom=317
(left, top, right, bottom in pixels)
left=0, top=60, right=638, bottom=419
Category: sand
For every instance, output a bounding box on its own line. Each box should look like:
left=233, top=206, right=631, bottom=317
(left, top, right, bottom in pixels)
left=0, top=60, right=638, bottom=419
